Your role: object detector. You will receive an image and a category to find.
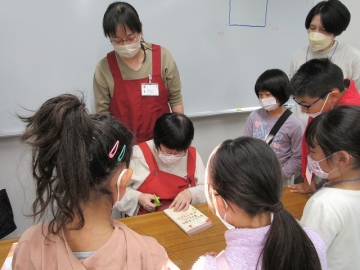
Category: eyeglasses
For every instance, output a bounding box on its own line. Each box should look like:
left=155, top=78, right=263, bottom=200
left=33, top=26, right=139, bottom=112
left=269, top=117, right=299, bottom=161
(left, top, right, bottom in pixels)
left=110, top=34, right=139, bottom=46
left=293, top=92, right=329, bottom=111
left=158, top=145, right=186, bottom=157
left=159, top=150, right=186, bottom=157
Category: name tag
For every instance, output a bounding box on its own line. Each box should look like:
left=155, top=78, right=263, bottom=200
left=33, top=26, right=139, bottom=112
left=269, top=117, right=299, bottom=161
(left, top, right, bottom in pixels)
left=305, top=166, right=313, bottom=185
left=141, top=83, right=159, bottom=96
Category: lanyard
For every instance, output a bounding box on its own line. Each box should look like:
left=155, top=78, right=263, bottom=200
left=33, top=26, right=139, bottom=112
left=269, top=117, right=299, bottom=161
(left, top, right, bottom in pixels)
left=323, top=177, right=360, bottom=188
left=306, top=40, right=339, bottom=62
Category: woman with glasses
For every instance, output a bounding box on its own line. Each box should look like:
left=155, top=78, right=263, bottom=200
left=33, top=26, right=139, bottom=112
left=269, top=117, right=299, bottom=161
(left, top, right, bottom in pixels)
left=94, top=2, right=184, bottom=144
left=115, top=113, right=206, bottom=216
left=287, top=58, right=360, bottom=194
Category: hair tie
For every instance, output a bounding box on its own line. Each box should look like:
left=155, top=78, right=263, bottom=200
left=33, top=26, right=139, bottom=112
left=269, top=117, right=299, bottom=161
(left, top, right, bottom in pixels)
left=270, top=202, right=284, bottom=212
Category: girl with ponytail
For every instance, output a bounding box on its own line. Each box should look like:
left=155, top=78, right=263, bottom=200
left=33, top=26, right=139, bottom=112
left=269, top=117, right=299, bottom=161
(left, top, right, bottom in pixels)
left=192, top=137, right=326, bottom=270
left=13, top=93, right=177, bottom=269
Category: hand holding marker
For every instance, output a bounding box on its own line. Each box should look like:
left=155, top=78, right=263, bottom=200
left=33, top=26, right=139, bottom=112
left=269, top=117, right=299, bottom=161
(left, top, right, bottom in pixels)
left=153, top=194, right=161, bottom=207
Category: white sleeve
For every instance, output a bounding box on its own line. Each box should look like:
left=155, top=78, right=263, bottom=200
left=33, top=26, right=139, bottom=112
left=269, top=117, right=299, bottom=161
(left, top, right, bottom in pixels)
left=188, top=151, right=206, bottom=204
left=114, top=145, right=150, bottom=216
left=348, top=47, right=360, bottom=91
left=300, top=193, right=341, bottom=249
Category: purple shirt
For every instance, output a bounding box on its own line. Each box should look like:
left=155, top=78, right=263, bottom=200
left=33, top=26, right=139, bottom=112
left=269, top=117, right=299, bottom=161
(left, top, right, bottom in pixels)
left=243, top=108, right=304, bottom=179
left=192, top=226, right=327, bottom=270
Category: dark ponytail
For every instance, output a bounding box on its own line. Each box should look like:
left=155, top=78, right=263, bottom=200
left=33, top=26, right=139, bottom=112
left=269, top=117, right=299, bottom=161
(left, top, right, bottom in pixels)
left=207, top=137, right=321, bottom=270
left=20, top=93, right=133, bottom=234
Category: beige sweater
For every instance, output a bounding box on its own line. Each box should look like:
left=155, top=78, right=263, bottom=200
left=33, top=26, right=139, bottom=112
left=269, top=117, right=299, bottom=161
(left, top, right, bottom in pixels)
left=93, top=43, right=183, bottom=115
left=12, top=220, right=177, bottom=270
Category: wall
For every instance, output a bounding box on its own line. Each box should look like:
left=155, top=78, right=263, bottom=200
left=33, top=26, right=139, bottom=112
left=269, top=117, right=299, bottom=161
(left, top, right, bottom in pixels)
left=0, top=0, right=313, bottom=135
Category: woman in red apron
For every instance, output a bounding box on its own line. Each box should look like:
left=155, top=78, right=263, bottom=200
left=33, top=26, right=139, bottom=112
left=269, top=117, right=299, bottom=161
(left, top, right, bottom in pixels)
left=114, top=113, right=206, bottom=216
left=94, top=2, right=184, bottom=144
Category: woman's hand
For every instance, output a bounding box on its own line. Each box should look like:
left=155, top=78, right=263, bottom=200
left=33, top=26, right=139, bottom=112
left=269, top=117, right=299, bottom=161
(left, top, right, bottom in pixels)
left=138, top=193, right=156, bottom=212
left=169, top=189, right=192, bottom=212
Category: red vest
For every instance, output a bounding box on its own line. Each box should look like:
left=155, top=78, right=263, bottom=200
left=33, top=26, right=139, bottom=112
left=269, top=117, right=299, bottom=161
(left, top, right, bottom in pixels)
left=137, top=142, right=196, bottom=215
left=107, top=44, right=170, bottom=144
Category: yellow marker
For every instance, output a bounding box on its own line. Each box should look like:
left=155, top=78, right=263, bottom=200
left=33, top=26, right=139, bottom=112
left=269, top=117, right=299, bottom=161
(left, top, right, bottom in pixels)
left=236, top=108, right=242, bottom=112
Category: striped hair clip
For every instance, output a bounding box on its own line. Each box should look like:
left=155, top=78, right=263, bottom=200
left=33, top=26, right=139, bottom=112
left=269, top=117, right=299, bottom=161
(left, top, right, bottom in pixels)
left=108, top=140, right=126, bottom=162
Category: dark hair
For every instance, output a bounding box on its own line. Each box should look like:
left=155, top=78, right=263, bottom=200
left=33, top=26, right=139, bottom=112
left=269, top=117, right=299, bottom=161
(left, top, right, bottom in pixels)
left=306, top=105, right=360, bottom=170
left=103, top=2, right=147, bottom=61
left=288, top=58, right=345, bottom=98
left=305, top=0, right=350, bottom=36
left=20, top=94, right=133, bottom=234
left=153, top=113, right=194, bottom=152
left=103, top=2, right=142, bottom=38
left=207, top=137, right=322, bottom=270
left=255, top=69, right=290, bottom=105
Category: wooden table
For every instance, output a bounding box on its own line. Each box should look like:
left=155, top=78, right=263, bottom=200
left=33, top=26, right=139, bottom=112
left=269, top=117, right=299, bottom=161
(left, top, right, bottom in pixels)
left=281, top=188, right=311, bottom=220
left=0, top=188, right=310, bottom=269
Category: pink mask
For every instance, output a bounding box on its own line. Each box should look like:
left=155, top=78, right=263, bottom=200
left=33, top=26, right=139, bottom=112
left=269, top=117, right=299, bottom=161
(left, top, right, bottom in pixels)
left=307, top=154, right=338, bottom=179
left=158, top=151, right=184, bottom=164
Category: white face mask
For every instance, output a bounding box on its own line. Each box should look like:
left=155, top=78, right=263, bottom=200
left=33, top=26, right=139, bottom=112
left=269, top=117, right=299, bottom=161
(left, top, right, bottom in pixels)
left=307, top=154, right=338, bottom=179
left=259, top=97, right=280, bottom=111
left=306, top=94, right=329, bottom=118
left=308, top=32, right=334, bottom=51
left=113, top=169, right=129, bottom=210
left=214, top=198, right=235, bottom=230
left=158, top=151, right=184, bottom=165
left=113, top=40, right=141, bottom=59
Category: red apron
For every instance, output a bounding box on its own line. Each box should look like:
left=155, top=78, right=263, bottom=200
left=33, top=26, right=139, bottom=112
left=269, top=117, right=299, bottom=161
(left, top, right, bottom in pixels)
left=107, top=44, right=170, bottom=144
left=137, top=142, right=196, bottom=215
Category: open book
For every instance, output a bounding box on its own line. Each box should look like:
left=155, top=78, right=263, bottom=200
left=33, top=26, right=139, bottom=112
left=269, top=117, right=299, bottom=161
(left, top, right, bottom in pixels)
left=164, top=205, right=212, bottom=235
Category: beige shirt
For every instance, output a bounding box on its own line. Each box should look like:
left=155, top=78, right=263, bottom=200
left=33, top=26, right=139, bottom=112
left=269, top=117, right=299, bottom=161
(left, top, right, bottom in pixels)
left=116, top=140, right=206, bottom=216
left=93, top=43, right=183, bottom=115
left=12, top=220, right=176, bottom=270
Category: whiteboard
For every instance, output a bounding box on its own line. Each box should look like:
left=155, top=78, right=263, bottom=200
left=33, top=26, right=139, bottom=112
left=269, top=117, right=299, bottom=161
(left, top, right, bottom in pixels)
left=0, top=0, right=314, bottom=136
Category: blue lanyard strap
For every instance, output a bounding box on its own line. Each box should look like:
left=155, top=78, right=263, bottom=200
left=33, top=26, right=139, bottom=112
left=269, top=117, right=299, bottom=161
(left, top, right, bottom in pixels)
left=306, top=40, right=338, bottom=62
left=323, top=177, right=360, bottom=187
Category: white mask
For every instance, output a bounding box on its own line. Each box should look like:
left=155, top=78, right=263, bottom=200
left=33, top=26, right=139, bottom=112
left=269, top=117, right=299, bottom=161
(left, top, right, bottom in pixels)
left=158, top=151, right=183, bottom=165
left=306, top=94, right=329, bottom=118
left=308, top=32, right=334, bottom=51
left=259, top=97, right=280, bottom=111
left=113, top=169, right=128, bottom=210
left=215, top=198, right=235, bottom=230
left=113, top=40, right=141, bottom=59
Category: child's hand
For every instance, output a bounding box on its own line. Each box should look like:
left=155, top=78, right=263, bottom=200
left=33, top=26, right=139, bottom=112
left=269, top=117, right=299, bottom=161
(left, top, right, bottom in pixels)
left=169, top=189, right=191, bottom=212
left=139, top=193, right=157, bottom=212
